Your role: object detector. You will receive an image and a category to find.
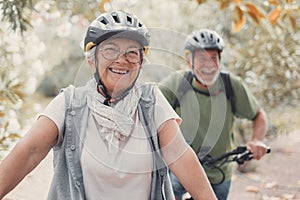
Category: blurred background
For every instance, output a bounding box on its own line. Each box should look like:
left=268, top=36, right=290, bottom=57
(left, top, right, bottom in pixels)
left=0, top=0, right=299, bottom=199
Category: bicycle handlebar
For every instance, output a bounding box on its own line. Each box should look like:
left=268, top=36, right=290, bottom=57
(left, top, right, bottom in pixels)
left=233, top=146, right=271, bottom=164
left=200, top=146, right=271, bottom=166
left=186, top=146, right=271, bottom=199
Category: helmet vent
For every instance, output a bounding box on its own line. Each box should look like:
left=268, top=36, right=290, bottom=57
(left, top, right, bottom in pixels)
left=138, top=22, right=143, bottom=27
left=126, top=15, right=132, bottom=24
left=99, top=17, right=109, bottom=25
left=193, top=36, right=199, bottom=42
left=112, top=14, right=120, bottom=23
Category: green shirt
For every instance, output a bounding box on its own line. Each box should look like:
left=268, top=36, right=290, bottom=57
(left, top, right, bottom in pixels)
left=159, top=70, right=259, bottom=184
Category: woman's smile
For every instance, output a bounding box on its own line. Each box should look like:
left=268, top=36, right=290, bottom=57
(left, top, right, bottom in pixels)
left=109, top=67, right=129, bottom=75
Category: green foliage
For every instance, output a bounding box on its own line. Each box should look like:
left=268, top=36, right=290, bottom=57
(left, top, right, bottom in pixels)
left=0, top=0, right=34, bottom=33
left=229, top=27, right=300, bottom=109
left=0, top=63, right=23, bottom=149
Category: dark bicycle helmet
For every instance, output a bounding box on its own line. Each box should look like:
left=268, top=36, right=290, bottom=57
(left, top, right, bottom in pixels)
left=184, top=29, right=224, bottom=52
left=84, top=10, right=150, bottom=52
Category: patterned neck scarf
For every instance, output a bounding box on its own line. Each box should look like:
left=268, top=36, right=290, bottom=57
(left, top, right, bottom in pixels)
left=86, top=80, right=142, bottom=153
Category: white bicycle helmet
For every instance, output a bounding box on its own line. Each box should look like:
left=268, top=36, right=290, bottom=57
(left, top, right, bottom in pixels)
left=185, top=29, right=224, bottom=52
left=84, top=10, right=150, bottom=52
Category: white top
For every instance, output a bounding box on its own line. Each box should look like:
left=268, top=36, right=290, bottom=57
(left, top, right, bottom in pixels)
left=41, top=85, right=180, bottom=200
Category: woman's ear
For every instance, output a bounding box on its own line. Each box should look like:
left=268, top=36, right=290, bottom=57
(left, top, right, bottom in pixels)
left=88, top=60, right=97, bottom=73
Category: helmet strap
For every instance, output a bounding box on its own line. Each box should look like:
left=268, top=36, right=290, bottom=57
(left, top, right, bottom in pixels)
left=93, top=45, right=111, bottom=105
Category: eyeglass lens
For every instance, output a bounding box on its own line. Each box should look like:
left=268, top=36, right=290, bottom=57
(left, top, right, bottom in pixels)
left=99, top=44, right=141, bottom=63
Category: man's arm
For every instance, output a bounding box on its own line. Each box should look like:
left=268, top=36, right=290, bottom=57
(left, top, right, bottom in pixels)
left=246, top=107, right=268, bottom=160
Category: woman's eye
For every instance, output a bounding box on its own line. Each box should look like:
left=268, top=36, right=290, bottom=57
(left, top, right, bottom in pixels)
left=127, top=50, right=138, bottom=55
left=105, top=48, right=118, bottom=53
left=126, top=48, right=140, bottom=55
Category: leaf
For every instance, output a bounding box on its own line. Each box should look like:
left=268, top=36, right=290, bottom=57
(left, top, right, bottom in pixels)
left=245, top=3, right=265, bottom=18
left=247, top=11, right=260, bottom=24
left=11, top=83, right=23, bottom=90
left=7, top=133, right=21, bottom=140
left=268, top=8, right=283, bottom=25
left=196, top=0, right=207, bottom=4
left=99, top=0, right=111, bottom=13
left=264, top=181, right=277, bottom=189
left=233, top=6, right=246, bottom=32
left=289, top=16, right=296, bottom=30
left=14, top=90, right=25, bottom=99
left=268, top=0, right=280, bottom=5
left=245, top=185, right=260, bottom=193
left=219, top=0, right=232, bottom=10
left=4, top=122, right=9, bottom=130
left=0, top=111, right=5, bottom=118
left=234, top=0, right=241, bottom=5
left=281, top=193, right=295, bottom=199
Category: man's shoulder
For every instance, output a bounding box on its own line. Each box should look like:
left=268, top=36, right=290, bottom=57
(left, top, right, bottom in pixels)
left=220, top=70, right=243, bottom=86
left=159, top=69, right=189, bottom=87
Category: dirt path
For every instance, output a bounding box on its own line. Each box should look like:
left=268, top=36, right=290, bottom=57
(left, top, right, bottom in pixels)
left=3, top=130, right=300, bottom=200
left=228, top=130, right=300, bottom=200
left=3, top=152, right=53, bottom=200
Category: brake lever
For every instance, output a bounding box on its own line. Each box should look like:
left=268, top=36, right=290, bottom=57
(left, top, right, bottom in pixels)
left=234, top=151, right=252, bottom=164
left=234, top=147, right=271, bottom=165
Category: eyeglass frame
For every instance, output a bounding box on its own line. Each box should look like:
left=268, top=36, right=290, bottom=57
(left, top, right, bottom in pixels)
left=97, top=43, right=143, bottom=64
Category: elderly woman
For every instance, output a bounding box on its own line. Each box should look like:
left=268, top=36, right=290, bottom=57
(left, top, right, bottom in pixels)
left=0, top=10, right=216, bottom=200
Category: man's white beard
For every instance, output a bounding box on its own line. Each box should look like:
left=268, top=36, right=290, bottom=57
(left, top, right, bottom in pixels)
left=196, top=71, right=219, bottom=86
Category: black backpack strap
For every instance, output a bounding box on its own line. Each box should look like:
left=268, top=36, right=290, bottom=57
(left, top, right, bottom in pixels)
left=220, top=72, right=236, bottom=114
left=172, top=71, right=194, bottom=109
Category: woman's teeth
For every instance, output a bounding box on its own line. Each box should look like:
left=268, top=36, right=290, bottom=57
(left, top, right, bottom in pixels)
left=110, top=68, right=128, bottom=74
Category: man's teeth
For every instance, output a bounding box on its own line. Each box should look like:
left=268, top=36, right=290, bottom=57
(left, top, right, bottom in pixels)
left=110, top=68, right=128, bottom=74
left=201, top=68, right=215, bottom=74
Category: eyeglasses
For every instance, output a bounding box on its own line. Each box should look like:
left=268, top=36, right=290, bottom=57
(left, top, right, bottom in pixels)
left=98, top=44, right=142, bottom=64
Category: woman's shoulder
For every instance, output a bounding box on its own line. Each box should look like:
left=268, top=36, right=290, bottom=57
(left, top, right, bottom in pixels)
left=59, top=80, right=94, bottom=108
left=137, top=82, right=156, bottom=100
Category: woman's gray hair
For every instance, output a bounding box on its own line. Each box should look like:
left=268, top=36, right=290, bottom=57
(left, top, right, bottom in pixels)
left=84, top=46, right=96, bottom=62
